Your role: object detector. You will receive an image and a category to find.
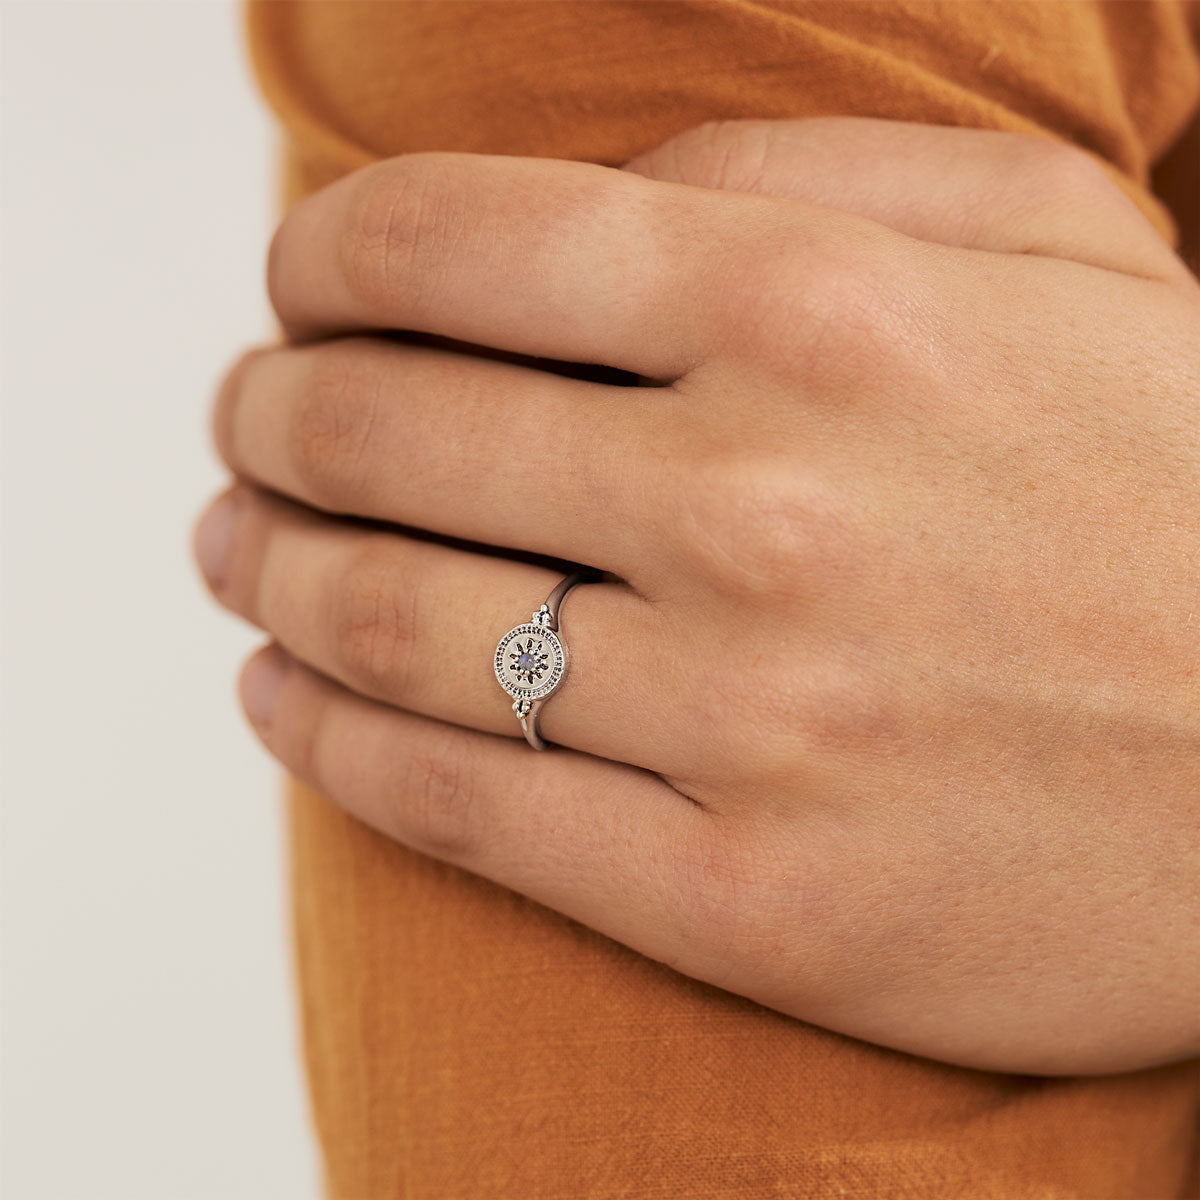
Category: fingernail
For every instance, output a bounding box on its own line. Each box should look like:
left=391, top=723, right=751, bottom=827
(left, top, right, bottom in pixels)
left=242, top=648, right=287, bottom=729
left=195, top=492, right=238, bottom=587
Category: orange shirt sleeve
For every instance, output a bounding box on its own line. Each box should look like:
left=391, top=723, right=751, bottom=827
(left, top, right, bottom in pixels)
left=243, top=4, right=1200, bottom=1197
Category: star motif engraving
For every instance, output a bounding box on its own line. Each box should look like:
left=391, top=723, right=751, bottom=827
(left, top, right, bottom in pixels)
left=508, top=637, right=549, bottom=685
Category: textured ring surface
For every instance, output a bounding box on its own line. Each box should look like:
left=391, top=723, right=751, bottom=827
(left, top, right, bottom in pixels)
left=493, top=568, right=600, bottom=750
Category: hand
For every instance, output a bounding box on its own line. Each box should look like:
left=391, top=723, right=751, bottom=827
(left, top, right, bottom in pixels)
left=194, top=117, right=1200, bottom=1075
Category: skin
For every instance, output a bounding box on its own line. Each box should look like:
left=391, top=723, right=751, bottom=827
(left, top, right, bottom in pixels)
left=194, top=117, right=1200, bottom=1076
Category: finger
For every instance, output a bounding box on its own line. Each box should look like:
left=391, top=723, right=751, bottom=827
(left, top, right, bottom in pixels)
left=196, top=485, right=690, bottom=776
left=621, top=117, right=1184, bottom=281
left=266, top=149, right=787, bottom=378
left=238, top=642, right=734, bottom=986
left=214, top=336, right=671, bottom=581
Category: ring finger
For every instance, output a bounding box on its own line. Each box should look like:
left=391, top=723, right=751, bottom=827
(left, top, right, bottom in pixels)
left=194, top=483, right=690, bottom=774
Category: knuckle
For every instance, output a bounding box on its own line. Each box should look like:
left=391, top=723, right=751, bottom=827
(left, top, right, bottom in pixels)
left=1008, top=134, right=1119, bottom=205
left=399, top=724, right=480, bottom=859
left=664, top=119, right=774, bottom=192
left=786, top=241, right=910, bottom=363
left=705, top=653, right=907, bottom=793
left=337, top=156, right=449, bottom=313
left=288, top=346, right=382, bottom=508
left=674, top=454, right=853, bottom=602
left=715, top=227, right=915, bottom=385
left=793, top=654, right=908, bottom=761
left=329, top=541, right=418, bottom=698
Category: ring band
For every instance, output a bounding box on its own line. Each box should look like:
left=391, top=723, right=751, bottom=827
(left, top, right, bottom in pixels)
left=493, top=568, right=600, bottom=750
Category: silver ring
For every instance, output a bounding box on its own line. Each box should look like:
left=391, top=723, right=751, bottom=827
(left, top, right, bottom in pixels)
left=493, top=568, right=600, bottom=750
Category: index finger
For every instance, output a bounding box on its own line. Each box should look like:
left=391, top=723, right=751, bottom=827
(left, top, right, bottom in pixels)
left=266, top=151, right=786, bottom=380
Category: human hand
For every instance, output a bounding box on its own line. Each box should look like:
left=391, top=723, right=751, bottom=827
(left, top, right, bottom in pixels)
left=194, top=118, right=1200, bottom=1075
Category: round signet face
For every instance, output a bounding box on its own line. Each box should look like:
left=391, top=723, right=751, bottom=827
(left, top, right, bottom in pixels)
left=494, top=623, right=567, bottom=701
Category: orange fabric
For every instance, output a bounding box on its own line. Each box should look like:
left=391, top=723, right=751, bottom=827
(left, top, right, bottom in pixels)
left=243, top=3, right=1200, bottom=1197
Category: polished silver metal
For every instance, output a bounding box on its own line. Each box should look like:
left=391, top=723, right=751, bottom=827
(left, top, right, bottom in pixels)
left=493, top=568, right=599, bottom=750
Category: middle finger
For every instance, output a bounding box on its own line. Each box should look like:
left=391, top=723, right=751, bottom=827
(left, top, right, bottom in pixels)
left=215, top=336, right=674, bottom=585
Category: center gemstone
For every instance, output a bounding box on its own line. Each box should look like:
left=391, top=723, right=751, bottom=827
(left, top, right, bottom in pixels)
left=516, top=652, right=537, bottom=671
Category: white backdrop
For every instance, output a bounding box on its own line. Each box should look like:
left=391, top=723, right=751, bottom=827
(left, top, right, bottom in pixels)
left=2, top=2, right=320, bottom=1196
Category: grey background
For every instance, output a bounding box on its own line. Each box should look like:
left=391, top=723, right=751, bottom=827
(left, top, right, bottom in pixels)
left=2, top=2, right=320, bottom=1196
